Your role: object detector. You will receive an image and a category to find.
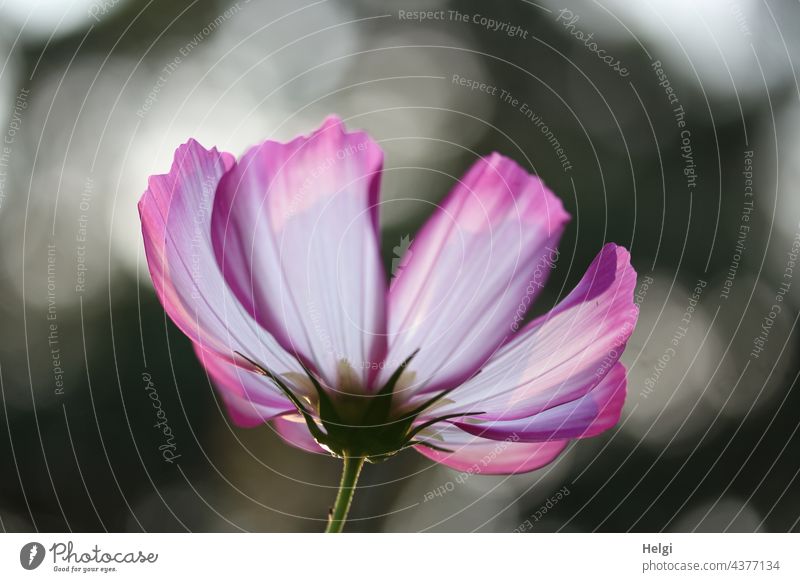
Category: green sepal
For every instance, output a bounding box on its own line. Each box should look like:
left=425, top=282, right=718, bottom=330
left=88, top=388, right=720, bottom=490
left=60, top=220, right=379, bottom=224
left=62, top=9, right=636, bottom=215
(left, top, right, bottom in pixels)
left=235, top=351, right=328, bottom=443
left=404, top=411, right=485, bottom=442
left=362, top=349, right=419, bottom=426
left=407, top=440, right=454, bottom=453
left=296, top=358, right=341, bottom=432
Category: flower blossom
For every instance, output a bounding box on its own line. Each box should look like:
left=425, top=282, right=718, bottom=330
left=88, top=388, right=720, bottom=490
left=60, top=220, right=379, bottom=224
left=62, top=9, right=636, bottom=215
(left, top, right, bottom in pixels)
left=139, top=116, right=638, bottom=476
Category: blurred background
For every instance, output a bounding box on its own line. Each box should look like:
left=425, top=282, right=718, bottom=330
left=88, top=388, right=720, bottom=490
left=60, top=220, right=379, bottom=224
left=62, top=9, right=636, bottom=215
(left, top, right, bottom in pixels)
left=0, top=0, right=799, bottom=532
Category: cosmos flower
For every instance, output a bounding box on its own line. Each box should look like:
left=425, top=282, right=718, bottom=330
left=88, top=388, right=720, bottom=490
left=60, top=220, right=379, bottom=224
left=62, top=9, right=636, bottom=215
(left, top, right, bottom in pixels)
left=139, top=116, right=638, bottom=531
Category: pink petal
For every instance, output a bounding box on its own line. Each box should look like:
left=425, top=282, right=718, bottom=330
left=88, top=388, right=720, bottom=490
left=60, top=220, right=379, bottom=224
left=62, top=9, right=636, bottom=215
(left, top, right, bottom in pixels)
left=431, top=244, right=638, bottom=421
left=139, top=140, right=303, bottom=378
left=414, top=424, right=568, bottom=475
left=217, top=391, right=280, bottom=428
left=384, top=154, right=570, bottom=397
left=211, top=117, right=386, bottom=391
left=272, top=416, right=327, bottom=454
left=193, top=343, right=295, bottom=427
left=453, top=362, right=627, bottom=442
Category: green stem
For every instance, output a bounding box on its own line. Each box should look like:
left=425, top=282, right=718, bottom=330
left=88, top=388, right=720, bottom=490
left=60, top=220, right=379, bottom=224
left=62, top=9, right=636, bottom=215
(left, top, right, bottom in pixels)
left=325, top=456, right=365, bottom=533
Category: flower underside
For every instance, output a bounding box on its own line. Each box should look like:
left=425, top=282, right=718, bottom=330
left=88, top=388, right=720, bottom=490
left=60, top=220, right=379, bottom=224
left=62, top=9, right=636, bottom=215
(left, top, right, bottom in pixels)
left=236, top=350, right=483, bottom=462
left=138, top=116, right=642, bottom=534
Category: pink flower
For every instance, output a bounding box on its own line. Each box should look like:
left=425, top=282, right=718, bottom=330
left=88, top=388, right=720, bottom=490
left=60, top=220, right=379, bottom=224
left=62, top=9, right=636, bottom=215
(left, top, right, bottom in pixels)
left=139, top=116, right=638, bottom=478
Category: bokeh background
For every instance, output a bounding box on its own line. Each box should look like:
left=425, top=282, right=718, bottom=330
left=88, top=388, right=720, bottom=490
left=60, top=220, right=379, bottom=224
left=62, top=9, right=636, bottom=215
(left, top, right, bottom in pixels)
left=1, top=0, right=799, bottom=532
